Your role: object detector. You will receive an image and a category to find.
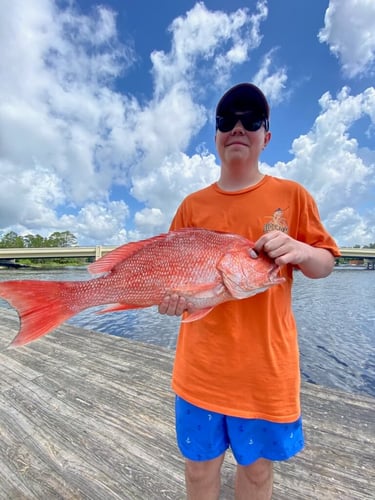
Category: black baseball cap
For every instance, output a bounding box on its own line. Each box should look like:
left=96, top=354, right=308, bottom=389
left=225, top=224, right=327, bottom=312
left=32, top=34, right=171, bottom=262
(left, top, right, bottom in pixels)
left=216, top=83, right=270, bottom=120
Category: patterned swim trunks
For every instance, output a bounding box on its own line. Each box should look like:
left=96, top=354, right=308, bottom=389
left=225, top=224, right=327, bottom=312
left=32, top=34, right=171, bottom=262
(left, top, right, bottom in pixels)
left=175, top=396, right=304, bottom=466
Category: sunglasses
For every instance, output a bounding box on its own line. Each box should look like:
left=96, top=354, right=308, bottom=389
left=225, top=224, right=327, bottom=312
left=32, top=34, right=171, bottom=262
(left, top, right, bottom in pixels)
left=216, top=112, right=269, bottom=133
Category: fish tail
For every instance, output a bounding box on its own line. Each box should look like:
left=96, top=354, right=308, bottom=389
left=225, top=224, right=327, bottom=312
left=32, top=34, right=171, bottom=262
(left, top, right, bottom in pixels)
left=0, top=280, right=81, bottom=347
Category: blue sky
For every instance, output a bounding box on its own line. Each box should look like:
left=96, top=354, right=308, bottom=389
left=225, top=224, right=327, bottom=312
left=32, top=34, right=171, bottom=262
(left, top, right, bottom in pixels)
left=0, top=0, right=374, bottom=246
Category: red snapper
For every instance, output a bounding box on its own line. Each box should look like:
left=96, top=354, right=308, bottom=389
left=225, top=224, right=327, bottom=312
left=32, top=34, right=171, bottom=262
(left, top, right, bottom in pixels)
left=0, top=228, right=285, bottom=347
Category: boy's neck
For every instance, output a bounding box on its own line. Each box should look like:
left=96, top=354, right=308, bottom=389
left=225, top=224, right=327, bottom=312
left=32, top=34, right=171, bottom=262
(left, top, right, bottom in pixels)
left=217, top=165, right=264, bottom=192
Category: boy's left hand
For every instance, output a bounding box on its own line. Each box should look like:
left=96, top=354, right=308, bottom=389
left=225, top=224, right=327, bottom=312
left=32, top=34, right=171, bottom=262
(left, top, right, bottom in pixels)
left=253, top=230, right=310, bottom=267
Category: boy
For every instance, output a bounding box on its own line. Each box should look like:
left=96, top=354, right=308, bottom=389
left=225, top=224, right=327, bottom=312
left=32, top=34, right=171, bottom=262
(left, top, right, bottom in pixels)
left=159, top=83, right=340, bottom=499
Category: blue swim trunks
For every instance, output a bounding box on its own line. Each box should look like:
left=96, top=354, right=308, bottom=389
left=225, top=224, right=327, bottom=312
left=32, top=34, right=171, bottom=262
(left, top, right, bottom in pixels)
left=175, top=396, right=304, bottom=466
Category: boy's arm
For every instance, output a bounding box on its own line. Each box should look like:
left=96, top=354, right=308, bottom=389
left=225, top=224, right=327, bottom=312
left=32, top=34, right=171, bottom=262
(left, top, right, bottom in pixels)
left=253, top=230, right=335, bottom=279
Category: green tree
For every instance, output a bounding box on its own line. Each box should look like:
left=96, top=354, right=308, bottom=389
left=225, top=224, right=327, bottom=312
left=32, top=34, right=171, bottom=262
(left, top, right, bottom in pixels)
left=46, top=231, right=77, bottom=247
left=0, top=230, right=79, bottom=249
left=24, top=234, right=46, bottom=248
left=0, top=231, right=25, bottom=248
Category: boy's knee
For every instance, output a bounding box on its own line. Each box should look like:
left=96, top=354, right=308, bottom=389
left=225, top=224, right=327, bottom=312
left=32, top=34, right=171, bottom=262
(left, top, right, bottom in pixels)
left=185, top=455, right=224, bottom=484
left=237, top=458, right=273, bottom=486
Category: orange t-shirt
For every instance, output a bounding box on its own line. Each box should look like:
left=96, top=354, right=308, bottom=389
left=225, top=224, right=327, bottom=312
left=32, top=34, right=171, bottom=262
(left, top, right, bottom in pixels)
left=170, top=175, right=340, bottom=422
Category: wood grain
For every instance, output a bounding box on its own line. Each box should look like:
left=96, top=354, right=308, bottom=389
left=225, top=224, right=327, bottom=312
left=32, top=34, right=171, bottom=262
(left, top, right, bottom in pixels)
left=0, top=308, right=373, bottom=499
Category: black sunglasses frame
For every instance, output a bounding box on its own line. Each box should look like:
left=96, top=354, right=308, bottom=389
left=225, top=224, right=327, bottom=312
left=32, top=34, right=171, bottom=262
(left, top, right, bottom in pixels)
left=216, top=112, right=269, bottom=133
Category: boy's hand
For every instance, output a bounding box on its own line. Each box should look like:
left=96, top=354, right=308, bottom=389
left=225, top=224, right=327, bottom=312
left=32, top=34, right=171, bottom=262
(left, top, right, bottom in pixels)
left=254, top=230, right=335, bottom=278
left=158, top=294, right=188, bottom=316
left=254, top=230, right=309, bottom=267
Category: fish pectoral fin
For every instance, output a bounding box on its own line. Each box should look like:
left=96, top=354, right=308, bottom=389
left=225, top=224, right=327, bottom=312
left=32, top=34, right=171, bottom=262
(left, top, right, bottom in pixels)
left=181, top=307, right=215, bottom=323
left=171, top=282, right=225, bottom=299
left=96, top=303, right=144, bottom=314
left=237, top=284, right=273, bottom=298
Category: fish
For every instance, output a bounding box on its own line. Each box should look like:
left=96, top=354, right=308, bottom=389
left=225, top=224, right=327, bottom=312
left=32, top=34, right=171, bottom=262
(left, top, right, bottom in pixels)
left=0, top=228, right=285, bottom=347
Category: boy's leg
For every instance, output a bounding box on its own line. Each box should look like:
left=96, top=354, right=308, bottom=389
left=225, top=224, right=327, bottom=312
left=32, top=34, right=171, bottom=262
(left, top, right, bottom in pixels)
left=175, top=396, right=229, bottom=499
left=235, top=458, right=273, bottom=500
left=185, top=453, right=225, bottom=500
left=227, top=415, right=303, bottom=499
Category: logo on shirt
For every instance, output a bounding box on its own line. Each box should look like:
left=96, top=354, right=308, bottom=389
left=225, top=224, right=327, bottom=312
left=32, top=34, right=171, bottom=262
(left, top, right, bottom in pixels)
left=263, top=208, right=289, bottom=233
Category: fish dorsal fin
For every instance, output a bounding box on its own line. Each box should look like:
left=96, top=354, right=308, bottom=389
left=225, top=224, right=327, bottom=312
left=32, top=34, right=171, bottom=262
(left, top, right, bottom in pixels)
left=87, top=228, right=206, bottom=276
left=87, top=227, right=230, bottom=276
left=87, top=234, right=166, bottom=275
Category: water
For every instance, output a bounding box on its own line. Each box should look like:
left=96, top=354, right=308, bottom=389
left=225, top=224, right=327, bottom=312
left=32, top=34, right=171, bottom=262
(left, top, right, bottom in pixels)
left=0, top=267, right=374, bottom=397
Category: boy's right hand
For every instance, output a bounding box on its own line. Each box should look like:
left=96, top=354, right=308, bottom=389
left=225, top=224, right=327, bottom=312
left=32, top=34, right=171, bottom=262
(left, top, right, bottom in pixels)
left=158, top=294, right=188, bottom=316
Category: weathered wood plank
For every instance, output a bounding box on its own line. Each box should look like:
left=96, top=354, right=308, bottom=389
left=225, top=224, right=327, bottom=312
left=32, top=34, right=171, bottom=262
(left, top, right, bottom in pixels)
left=0, top=307, right=373, bottom=499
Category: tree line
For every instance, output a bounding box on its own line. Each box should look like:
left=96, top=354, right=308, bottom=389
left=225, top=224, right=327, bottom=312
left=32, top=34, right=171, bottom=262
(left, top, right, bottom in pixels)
left=0, top=231, right=85, bottom=267
left=0, top=231, right=77, bottom=248
left=352, top=243, right=375, bottom=249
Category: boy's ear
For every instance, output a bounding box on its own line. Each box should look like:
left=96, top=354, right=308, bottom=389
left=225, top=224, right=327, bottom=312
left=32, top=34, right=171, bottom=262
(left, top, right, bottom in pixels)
left=264, top=131, right=272, bottom=147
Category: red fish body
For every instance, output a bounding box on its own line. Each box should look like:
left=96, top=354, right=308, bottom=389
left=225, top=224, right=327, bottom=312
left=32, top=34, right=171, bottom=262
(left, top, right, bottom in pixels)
left=0, top=228, right=285, bottom=347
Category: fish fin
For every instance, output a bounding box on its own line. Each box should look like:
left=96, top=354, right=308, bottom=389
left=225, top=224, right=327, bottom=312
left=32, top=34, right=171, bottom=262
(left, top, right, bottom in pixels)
left=88, top=241, right=149, bottom=275
left=87, top=227, right=232, bottom=276
left=0, top=280, right=80, bottom=347
left=237, top=284, right=275, bottom=298
left=96, top=303, right=144, bottom=314
left=181, top=307, right=214, bottom=323
left=171, top=282, right=224, bottom=298
left=88, top=232, right=170, bottom=275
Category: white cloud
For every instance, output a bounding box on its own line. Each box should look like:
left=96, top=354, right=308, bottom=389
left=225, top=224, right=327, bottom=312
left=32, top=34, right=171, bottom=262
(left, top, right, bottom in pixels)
left=131, top=151, right=219, bottom=237
left=0, top=163, right=65, bottom=227
left=151, top=0, right=268, bottom=93
left=252, top=49, right=288, bottom=104
left=1, top=0, right=271, bottom=245
left=0, top=0, right=135, bottom=220
left=60, top=201, right=131, bottom=245
left=1, top=0, right=374, bottom=249
left=318, top=0, right=375, bottom=78
left=262, top=86, right=375, bottom=245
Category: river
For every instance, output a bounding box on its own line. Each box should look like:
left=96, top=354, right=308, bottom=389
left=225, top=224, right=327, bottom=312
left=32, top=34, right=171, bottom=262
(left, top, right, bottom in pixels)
left=0, top=267, right=374, bottom=398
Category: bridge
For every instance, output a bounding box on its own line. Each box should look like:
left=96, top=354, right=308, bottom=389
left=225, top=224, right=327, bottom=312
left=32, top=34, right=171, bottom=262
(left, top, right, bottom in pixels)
left=0, top=246, right=375, bottom=261
left=337, top=248, right=375, bottom=258
left=0, top=246, right=117, bottom=261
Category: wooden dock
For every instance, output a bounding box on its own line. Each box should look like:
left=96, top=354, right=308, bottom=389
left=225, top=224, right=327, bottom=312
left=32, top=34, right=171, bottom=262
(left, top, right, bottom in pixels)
left=0, top=307, right=373, bottom=499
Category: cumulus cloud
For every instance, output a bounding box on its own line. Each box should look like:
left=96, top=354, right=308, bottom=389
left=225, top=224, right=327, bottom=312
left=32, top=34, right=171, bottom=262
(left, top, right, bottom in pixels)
left=0, top=0, right=374, bottom=249
left=326, top=207, right=375, bottom=247
left=0, top=0, right=135, bottom=239
left=151, top=0, right=267, bottom=94
left=318, top=0, right=375, bottom=77
left=0, top=0, right=270, bottom=244
left=262, top=86, right=375, bottom=245
left=131, top=151, right=219, bottom=237
left=252, top=49, right=288, bottom=104
left=59, top=201, right=131, bottom=245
